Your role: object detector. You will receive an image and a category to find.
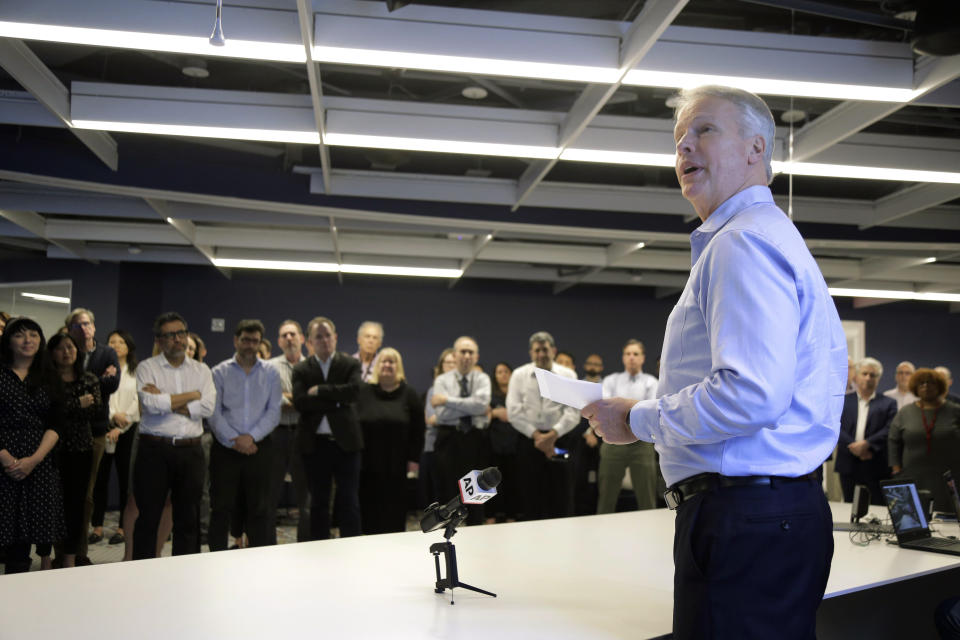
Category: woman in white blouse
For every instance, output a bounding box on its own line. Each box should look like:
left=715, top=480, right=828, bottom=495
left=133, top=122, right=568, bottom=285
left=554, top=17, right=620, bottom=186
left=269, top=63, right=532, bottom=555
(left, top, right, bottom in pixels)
left=89, top=330, right=140, bottom=545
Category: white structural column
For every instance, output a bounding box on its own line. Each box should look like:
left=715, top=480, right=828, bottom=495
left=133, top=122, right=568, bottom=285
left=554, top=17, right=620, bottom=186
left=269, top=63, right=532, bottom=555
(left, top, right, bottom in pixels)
left=512, top=0, right=689, bottom=210
left=296, top=0, right=331, bottom=194
left=0, top=39, right=117, bottom=169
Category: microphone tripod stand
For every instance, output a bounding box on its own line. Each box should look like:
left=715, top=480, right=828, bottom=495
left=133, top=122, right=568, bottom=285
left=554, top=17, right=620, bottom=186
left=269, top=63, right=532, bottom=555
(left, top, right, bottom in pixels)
left=428, top=506, right=496, bottom=605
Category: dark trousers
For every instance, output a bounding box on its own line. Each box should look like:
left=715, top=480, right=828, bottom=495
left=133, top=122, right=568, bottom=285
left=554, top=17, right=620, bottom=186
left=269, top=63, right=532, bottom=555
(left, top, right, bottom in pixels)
left=434, top=426, right=489, bottom=526
left=672, top=476, right=833, bottom=640
left=936, top=597, right=960, bottom=640
left=132, top=439, right=204, bottom=560
left=302, top=435, right=361, bottom=540
left=2, top=542, right=32, bottom=574
left=359, top=470, right=407, bottom=534
left=516, top=435, right=573, bottom=521
left=59, top=449, right=93, bottom=555
left=91, top=425, right=137, bottom=527
left=839, top=465, right=887, bottom=506
left=209, top=437, right=274, bottom=551
left=268, top=424, right=310, bottom=543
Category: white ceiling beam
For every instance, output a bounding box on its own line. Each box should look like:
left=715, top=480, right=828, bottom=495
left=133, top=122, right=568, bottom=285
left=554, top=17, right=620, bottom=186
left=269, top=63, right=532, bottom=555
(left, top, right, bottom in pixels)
left=862, top=184, right=960, bottom=230
left=46, top=244, right=209, bottom=265
left=791, top=55, right=960, bottom=163
left=455, top=233, right=495, bottom=287
left=0, top=207, right=92, bottom=260
left=296, top=0, right=331, bottom=194
left=513, top=0, right=688, bottom=210
left=144, top=198, right=230, bottom=278
left=553, top=241, right=648, bottom=294
left=0, top=39, right=117, bottom=169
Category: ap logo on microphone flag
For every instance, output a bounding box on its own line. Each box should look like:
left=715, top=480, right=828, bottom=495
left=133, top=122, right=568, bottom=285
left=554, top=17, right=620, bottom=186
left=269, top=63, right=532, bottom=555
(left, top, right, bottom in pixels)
left=458, top=470, right=497, bottom=505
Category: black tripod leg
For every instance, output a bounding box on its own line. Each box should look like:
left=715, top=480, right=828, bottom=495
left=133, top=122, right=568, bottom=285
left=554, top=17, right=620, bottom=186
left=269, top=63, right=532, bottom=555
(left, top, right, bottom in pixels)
left=454, top=581, right=497, bottom=598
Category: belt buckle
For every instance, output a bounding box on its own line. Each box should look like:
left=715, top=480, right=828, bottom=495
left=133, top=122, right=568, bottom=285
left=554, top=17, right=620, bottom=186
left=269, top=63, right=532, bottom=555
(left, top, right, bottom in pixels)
left=664, top=488, right=683, bottom=510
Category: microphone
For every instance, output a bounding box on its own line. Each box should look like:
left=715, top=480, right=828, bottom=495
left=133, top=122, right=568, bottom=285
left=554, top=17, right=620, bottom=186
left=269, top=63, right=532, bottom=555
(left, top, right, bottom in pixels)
left=420, top=467, right=501, bottom=533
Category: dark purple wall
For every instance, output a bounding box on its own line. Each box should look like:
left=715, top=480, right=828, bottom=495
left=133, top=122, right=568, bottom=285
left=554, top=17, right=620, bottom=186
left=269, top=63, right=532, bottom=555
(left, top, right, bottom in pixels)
left=2, top=258, right=958, bottom=394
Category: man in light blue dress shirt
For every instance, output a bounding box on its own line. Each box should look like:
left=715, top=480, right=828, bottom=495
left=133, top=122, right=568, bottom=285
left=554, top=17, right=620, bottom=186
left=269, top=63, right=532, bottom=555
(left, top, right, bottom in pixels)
left=209, top=319, right=282, bottom=550
left=584, top=85, right=847, bottom=640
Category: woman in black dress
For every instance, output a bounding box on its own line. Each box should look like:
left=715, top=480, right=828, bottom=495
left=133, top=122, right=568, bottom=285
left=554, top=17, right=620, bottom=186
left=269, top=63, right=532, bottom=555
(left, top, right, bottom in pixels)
left=47, top=332, right=102, bottom=568
left=358, top=348, right=425, bottom=534
left=0, top=317, right=64, bottom=574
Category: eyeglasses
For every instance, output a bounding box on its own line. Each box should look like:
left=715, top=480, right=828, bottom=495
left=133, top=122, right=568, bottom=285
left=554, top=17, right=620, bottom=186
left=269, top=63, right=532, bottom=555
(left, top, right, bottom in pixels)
left=157, top=329, right=188, bottom=340
left=237, top=337, right=261, bottom=345
left=69, top=321, right=93, bottom=329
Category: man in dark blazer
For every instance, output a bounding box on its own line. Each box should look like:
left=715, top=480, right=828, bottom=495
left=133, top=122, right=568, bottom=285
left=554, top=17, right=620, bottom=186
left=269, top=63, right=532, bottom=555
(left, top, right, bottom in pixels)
left=836, top=357, right=898, bottom=505
left=292, top=316, right=363, bottom=540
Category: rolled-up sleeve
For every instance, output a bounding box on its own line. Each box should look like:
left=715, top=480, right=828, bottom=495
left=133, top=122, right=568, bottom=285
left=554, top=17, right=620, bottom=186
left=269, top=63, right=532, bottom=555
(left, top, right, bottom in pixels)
left=633, top=230, right=799, bottom=446
left=188, top=364, right=216, bottom=420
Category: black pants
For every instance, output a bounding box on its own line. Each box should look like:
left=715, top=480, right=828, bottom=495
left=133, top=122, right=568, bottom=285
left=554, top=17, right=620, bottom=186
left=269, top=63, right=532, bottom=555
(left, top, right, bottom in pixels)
left=936, top=597, right=960, bottom=640
left=672, top=476, right=833, bottom=640
left=516, top=435, right=572, bottom=521
left=359, top=470, right=407, bottom=534
left=268, top=424, right=310, bottom=543
left=132, top=439, right=204, bottom=560
left=59, top=449, right=93, bottom=555
left=302, top=436, right=361, bottom=540
left=91, top=425, right=137, bottom=528
left=209, top=437, right=274, bottom=551
left=2, top=542, right=32, bottom=574
left=434, top=426, right=489, bottom=525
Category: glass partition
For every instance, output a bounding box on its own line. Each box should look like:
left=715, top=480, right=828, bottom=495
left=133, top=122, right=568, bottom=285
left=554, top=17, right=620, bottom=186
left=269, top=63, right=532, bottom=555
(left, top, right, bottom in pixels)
left=0, top=280, right=73, bottom=338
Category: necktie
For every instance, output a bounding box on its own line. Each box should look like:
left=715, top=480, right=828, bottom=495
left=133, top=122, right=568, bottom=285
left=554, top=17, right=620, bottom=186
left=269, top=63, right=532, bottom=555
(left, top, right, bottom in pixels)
left=458, top=375, right=472, bottom=433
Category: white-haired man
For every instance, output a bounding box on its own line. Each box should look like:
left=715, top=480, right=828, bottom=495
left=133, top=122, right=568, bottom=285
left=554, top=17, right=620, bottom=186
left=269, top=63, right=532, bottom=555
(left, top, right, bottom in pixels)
left=883, top=361, right=918, bottom=410
left=583, top=86, right=846, bottom=639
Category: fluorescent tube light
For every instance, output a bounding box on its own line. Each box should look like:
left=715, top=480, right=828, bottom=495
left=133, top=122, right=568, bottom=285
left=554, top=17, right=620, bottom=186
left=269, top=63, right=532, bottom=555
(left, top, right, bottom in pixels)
left=313, top=46, right=620, bottom=84
left=70, top=120, right=319, bottom=144
left=623, top=70, right=916, bottom=103
left=774, top=162, right=960, bottom=185
left=324, top=133, right=559, bottom=160
left=828, top=288, right=960, bottom=303
left=212, top=258, right=462, bottom=278
left=560, top=149, right=675, bottom=166
left=0, top=21, right=305, bottom=63
left=20, top=292, right=70, bottom=304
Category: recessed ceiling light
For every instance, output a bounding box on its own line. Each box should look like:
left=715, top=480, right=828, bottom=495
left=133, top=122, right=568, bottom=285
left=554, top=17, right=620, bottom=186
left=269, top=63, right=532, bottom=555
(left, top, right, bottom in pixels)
left=780, top=109, right=806, bottom=124
left=461, top=86, right=488, bottom=100
left=127, top=245, right=143, bottom=255
left=181, top=59, right=210, bottom=79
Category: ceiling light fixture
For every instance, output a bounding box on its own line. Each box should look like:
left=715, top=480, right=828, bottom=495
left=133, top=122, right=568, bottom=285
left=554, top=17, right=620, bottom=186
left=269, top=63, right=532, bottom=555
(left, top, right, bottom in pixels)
left=70, top=120, right=319, bottom=144
left=312, top=46, right=621, bottom=84
left=560, top=149, right=675, bottom=166
left=20, top=292, right=70, bottom=304
left=623, top=70, right=916, bottom=103
left=774, top=161, right=960, bottom=185
left=324, top=132, right=560, bottom=160
left=212, top=258, right=463, bottom=278
left=0, top=21, right=305, bottom=63
left=209, top=0, right=225, bottom=47
left=828, top=287, right=960, bottom=303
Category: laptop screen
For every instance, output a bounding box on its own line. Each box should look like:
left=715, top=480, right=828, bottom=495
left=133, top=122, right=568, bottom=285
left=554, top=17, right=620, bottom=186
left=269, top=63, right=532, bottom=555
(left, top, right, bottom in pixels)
left=881, top=481, right=929, bottom=534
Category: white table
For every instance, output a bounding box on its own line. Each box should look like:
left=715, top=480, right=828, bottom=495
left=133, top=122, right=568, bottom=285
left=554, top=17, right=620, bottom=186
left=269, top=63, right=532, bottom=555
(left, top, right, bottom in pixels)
left=1, top=504, right=957, bottom=639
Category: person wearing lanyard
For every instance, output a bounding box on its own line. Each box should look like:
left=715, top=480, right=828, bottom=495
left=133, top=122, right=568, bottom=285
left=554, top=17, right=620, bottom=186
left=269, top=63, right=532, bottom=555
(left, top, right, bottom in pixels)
left=583, top=85, right=847, bottom=639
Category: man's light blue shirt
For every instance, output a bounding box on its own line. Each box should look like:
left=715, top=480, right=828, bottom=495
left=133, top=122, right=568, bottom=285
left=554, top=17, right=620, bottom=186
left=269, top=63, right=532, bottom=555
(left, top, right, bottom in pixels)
left=210, top=356, right=283, bottom=448
left=628, top=186, right=848, bottom=486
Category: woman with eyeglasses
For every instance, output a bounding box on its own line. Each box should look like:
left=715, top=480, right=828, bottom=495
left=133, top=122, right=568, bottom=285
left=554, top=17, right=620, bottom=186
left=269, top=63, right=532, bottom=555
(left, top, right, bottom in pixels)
left=46, top=332, right=102, bottom=568
left=0, top=318, right=65, bottom=573
left=889, top=368, right=960, bottom=513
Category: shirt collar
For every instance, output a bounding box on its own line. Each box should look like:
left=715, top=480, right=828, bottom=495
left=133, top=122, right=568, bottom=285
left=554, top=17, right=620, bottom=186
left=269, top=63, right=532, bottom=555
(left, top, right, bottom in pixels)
left=314, top=353, right=333, bottom=367
left=858, top=392, right=876, bottom=403
left=689, top=185, right=774, bottom=263
left=231, top=355, right=263, bottom=371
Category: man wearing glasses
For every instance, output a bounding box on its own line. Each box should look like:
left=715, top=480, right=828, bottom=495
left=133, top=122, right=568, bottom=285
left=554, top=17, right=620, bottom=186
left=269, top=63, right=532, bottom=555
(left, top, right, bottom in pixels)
left=65, top=307, right=120, bottom=565
left=134, top=312, right=216, bottom=559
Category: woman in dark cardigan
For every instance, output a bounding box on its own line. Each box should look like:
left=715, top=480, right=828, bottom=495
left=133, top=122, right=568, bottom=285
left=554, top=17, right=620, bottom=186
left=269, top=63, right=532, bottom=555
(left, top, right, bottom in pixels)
left=47, top=332, right=102, bottom=568
left=357, top=347, right=424, bottom=534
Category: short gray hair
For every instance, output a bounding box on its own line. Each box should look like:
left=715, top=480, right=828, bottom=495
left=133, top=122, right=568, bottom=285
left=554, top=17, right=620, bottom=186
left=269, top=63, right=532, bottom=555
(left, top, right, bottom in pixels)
left=673, top=85, right=776, bottom=184
left=935, top=366, right=952, bottom=382
left=529, top=331, right=555, bottom=349
left=856, top=357, right=883, bottom=378
left=357, top=321, right=383, bottom=338
left=895, top=361, right=915, bottom=372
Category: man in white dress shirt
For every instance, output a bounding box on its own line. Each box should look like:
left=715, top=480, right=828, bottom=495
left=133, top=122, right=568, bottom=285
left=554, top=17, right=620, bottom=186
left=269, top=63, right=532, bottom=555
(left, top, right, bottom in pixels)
left=597, top=340, right=659, bottom=513
left=883, top=361, right=918, bottom=410
left=507, top=331, right=580, bottom=520
left=134, top=312, right=216, bottom=559
left=432, top=336, right=491, bottom=525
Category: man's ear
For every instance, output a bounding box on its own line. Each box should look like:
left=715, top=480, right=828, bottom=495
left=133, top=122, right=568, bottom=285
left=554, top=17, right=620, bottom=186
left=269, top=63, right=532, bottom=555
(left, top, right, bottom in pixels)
left=747, top=134, right=765, bottom=165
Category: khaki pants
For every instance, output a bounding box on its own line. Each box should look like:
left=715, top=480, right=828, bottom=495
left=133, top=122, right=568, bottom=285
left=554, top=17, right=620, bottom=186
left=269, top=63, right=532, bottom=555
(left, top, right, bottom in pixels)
left=597, top=440, right=659, bottom=513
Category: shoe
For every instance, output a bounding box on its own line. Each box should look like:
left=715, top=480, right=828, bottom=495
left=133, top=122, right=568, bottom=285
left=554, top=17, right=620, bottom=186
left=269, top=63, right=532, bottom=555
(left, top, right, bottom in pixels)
left=108, top=532, right=125, bottom=545
left=75, top=555, right=93, bottom=566
left=87, top=532, right=103, bottom=544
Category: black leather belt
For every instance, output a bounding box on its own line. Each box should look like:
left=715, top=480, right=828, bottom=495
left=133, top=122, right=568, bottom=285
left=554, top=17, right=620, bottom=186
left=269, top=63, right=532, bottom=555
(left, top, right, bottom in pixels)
left=140, top=433, right=202, bottom=447
left=663, top=471, right=819, bottom=510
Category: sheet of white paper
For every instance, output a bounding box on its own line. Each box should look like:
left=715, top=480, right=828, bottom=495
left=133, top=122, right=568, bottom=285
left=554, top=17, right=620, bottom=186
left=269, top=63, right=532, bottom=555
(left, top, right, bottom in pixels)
left=534, top=368, right=602, bottom=410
